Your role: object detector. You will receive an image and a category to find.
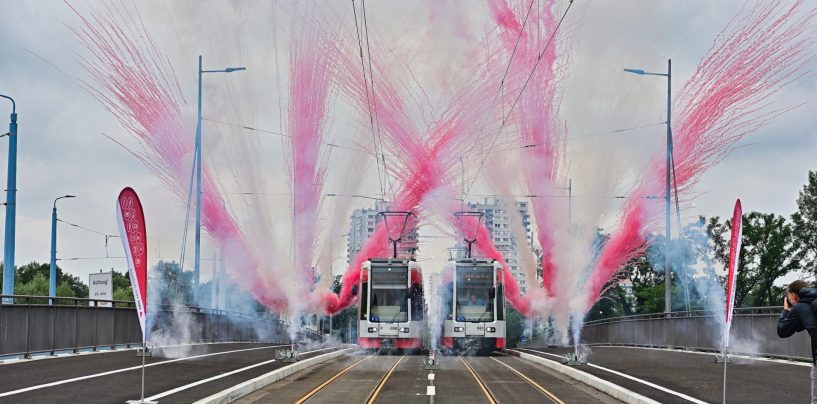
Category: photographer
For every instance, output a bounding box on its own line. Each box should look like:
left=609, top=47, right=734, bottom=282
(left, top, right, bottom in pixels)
left=777, top=279, right=817, bottom=403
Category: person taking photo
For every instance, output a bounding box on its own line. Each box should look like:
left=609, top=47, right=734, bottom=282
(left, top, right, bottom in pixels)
left=777, top=279, right=817, bottom=403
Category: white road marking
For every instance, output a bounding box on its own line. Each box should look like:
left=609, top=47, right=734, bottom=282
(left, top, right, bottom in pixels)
left=589, top=344, right=812, bottom=367
left=514, top=349, right=707, bottom=404
left=143, top=346, right=339, bottom=401
left=0, top=344, right=288, bottom=398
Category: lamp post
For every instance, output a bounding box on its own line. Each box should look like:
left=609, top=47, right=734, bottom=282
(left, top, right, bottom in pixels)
left=194, top=56, right=246, bottom=304
left=0, top=94, right=17, bottom=303
left=623, top=59, right=673, bottom=315
left=50, top=195, right=76, bottom=304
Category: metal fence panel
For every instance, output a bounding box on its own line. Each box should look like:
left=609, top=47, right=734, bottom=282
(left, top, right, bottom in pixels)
left=1, top=297, right=318, bottom=358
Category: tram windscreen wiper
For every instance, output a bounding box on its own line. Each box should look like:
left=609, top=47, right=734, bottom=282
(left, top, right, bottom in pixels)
left=476, top=309, right=492, bottom=322
left=389, top=307, right=403, bottom=322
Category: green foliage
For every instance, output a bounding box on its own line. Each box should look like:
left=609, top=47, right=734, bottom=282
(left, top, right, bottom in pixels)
left=792, top=170, right=817, bottom=273
left=113, top=286, right=133, bottom=302
left=586, top=287, right=636, bottom=321
left=506, top=307, right=526, bottom=347
left=13, top=261, right=89, bottom=297
left=708, top=211, right=802, bottom=307
left=154, top=260, right=193, bottom=305
left=16, top=272, right=48, bottom=297
left=56, top=281, right=77, bottom=298
left=325, top=276, right=358, bottom=342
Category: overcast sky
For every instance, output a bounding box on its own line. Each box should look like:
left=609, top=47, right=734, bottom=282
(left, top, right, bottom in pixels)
left=0, top=0, right=814, bottom=286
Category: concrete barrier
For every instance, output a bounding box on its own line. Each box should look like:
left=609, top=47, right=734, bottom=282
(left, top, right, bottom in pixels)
left=505, top=349, right=659, bottom=404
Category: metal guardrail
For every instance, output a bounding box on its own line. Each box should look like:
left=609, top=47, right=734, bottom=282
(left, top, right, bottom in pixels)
left=520, top=307, right=812, bottom=361
left=0, top=295, right=322, bottom=359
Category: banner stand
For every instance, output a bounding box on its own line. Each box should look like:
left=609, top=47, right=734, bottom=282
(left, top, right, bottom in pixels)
left=720, top=199, right=743, bottom=404
left=118, top=188, right=155, bottom=404
left=125, top=338, right=156, bottom=404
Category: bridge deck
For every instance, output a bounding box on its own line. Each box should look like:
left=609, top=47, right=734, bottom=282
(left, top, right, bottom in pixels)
left=0, top=342, right=339, bottom=403
left=242, top=350, right=622, bottom=403
left=514, top=346, right=811, bottom=403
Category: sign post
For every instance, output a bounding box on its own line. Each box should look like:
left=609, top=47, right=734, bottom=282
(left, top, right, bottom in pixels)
left=89, top=272, right=113, bottom=307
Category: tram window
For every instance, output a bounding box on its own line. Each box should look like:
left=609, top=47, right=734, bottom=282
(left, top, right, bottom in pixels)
left=455, top=267, right=494, bottom=322
left=496, top=283, right=505, bottom=321
left=370, top=288, right=408, bottom=322
left=360, top=282, right=368, bottom=320
left=445, top=282, right=454, bottom=320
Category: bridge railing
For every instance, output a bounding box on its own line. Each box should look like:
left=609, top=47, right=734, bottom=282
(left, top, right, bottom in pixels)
left=0, top=295, right=321, bottom=359
left=519, top=306, right=812, bottom=361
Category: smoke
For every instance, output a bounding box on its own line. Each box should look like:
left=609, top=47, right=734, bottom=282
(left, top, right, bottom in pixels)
left=585, top=0, right=817, bottom=314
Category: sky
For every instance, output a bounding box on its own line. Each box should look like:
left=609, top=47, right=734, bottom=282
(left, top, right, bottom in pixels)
left=0, top=0, right=814, bottom=289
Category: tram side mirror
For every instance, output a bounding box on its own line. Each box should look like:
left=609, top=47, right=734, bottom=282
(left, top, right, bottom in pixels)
left=489, top=286, right=496, bottom=299
left=351, top=285, right=359, bottom=296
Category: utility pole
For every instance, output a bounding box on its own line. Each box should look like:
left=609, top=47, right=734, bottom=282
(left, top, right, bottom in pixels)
left=1, top=94, right=17, bottom=302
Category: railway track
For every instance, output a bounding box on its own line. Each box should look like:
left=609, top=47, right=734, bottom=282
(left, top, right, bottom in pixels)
left=294, top=354, right=405, bottom=404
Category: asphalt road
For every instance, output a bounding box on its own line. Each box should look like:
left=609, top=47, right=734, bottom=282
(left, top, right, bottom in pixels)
left=0, top=342, right=340, bottom=404
left=242, top=351, right=623, bottom=403
left=515, top=346, right=812, bottom=403
left=4, top=343, right=802, bottom=403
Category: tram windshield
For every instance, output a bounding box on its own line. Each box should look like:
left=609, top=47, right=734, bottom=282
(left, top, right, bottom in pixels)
left=369, top=266, right=408, bottom=322
left=455, top=265, right=494, bottom=322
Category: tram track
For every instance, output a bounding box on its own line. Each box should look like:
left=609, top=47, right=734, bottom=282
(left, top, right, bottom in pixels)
left=460, top=355, right=565, bottom=404
left=459, top=356, right=497, bottom=404
left=294, top=354, right=405, bottom=404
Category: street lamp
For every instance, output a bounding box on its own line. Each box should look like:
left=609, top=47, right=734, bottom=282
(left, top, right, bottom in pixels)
left=50, top=195, right=76, bottom=304
left=0, top=94, right=17, bottom=303
left=624, top=59, right=673, bottom=315
left=194, top=56, right=246, bottom=303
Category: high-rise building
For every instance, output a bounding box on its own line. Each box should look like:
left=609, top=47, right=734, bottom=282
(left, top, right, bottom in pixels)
left=347, top=200, right=419, bottom=263
left=464, top=198, right=532, bottom=293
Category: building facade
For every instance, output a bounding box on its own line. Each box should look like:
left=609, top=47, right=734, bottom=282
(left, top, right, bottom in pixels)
left=465, top=198, right=532, bottom=293
left=347, top=200, right=419, bottom=263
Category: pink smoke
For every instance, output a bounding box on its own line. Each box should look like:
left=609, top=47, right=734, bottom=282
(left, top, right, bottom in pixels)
left=286, top=21, right=339, bottom=296
left=68, top=2, right=287, bottom=309
left=587, top=1, right=817, bottom=305
left=488, top=0, right=567, bottom=296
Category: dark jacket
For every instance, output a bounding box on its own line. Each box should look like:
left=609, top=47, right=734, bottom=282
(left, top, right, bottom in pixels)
left=777, top=287, right=817, bottom=363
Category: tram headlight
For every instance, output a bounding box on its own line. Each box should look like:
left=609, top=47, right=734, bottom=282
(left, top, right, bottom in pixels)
left=368, top=327, right=377, bottom=333
left=400, top=327, right=410, bottom=333
left=453, top=327, right=464, bottom=332
left=486, top=327, right=496, bottom=333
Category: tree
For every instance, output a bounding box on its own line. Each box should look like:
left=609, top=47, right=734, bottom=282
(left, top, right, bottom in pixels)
left=708, top=211, right=802, bottom=307
left=792, top=170, right=817, bottom=273
left=153, top=260, right=193, bottom=305
left=111, top=269, right=133, bottom=303
left=15, top=261, right=88, bottom=297
left=326, top=275, right=358, bottom=342
left=505, top=307, right=526, bottom=347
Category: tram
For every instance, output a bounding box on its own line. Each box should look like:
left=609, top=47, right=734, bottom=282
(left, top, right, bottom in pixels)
left=355, top=212, right=424, bottom=352
left=440, top=258, right=505, bottom=353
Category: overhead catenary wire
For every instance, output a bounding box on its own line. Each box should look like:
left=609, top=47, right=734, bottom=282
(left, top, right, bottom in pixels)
left=498, top=0, right=537, bottom=95
left=466, top=0, right=575, bottom=198
left=361, top=0, right=397, bottom=202
left=352, top=0, right=387, bottom=201
left=475, top=121, right=667, bottom=155
left=202, top=117, right=379, bottom=156
left=58, top=218, right=117, bottom=238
